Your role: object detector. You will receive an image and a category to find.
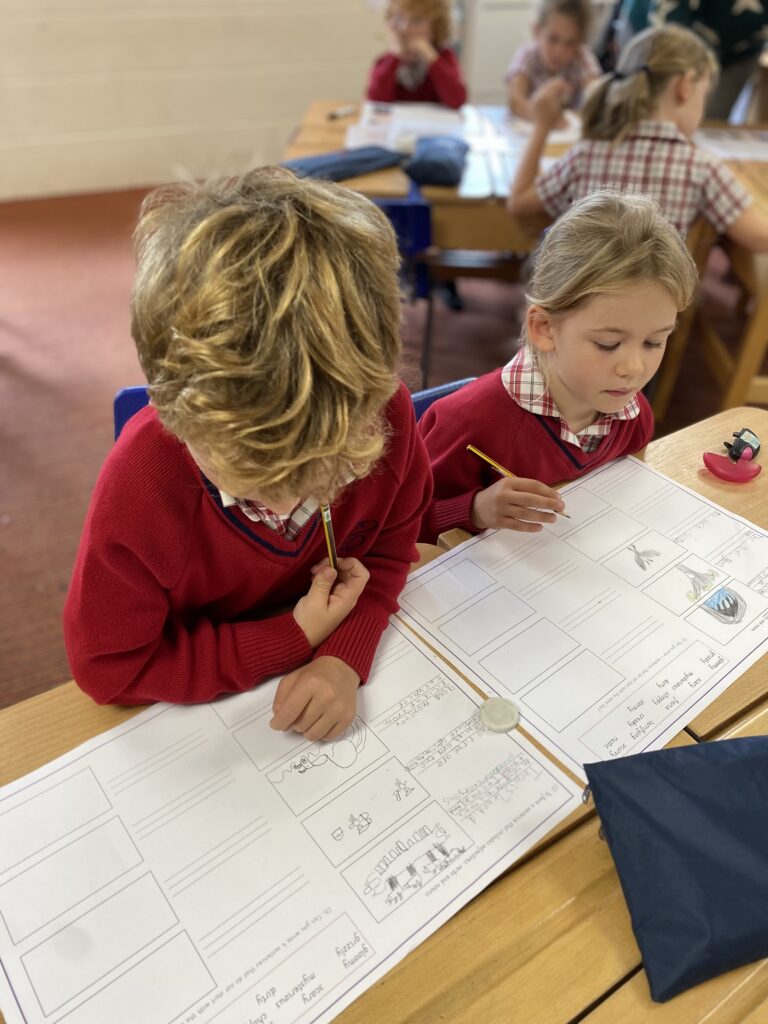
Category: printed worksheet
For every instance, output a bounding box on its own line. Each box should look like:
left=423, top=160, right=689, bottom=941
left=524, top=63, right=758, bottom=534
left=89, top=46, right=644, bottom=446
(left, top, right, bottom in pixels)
left=0, top=621, right=581, bottom=1024
left=398, top=458, right=768, bottom=778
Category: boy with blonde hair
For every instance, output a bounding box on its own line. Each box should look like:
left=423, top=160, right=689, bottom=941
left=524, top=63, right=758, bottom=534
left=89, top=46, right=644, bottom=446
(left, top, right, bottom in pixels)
left=64, top=168, right=432, bottom=742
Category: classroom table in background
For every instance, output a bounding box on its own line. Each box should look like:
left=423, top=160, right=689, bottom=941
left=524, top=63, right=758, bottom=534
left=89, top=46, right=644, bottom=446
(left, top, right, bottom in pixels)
left=286, top=105, right=768, bottom=409
left=1, top=407, right=767, bottom=1024
left=283, top=100, right=550, bottom=252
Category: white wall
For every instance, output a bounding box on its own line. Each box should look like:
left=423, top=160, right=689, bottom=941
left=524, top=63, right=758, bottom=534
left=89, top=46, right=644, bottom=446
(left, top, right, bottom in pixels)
left=1, top=1, right=386, bottom=200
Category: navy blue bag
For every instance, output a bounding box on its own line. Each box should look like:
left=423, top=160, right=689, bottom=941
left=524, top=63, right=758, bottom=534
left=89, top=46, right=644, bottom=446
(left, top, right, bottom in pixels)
left=584, top=738, right=768, bottom=1002
left=281, top=146, right=406, bottom=182
left=403, top=135, right=469, bottom=186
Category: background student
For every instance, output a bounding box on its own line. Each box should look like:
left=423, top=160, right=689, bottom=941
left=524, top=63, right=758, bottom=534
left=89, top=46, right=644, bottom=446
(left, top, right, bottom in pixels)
left=618, top=0, right=768, bottom=120
left=507, top=25, right=768, bottom=252
left=418, top=191, right=697, bottom=541
left=63, top=168, right=432, bottom=741
left=366, top=0, right=467, bottom=109
left=505, top=0, right=600, bottom=122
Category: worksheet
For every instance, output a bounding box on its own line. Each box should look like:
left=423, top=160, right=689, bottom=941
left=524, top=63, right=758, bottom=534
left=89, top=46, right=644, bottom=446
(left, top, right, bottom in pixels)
left=0, top=622, right=581, bottom=1024
left=398, top=458, right=768, bottom=778
left=694, top=127, right=768, bottom=162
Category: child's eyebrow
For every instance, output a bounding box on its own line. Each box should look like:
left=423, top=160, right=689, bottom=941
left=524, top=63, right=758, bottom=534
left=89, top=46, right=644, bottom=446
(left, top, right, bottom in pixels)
left=591, top=324, right=676, bottom=335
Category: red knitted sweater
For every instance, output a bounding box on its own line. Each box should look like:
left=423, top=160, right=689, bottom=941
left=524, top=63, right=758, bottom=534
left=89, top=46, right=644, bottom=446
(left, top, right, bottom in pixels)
left=418, top=370, right=654, bottom=542
left=63, top=384, right=431, bottom=705
left=366, top=50, right=467, bottom=109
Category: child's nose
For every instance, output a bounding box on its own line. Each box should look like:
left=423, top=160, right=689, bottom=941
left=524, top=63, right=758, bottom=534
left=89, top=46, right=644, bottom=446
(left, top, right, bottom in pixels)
left=617, top=352, right=645, bottom=378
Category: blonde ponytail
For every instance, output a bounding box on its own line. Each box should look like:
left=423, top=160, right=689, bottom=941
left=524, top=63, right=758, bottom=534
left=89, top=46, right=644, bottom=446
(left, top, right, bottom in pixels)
left=582, top=24, right=718, bottom=143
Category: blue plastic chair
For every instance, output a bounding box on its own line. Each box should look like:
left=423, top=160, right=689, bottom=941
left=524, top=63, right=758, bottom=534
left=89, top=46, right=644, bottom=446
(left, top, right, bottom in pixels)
left=114, top=385, right=150, bottom=440
left=410, top=377, right=475, bottom=420
left=113, top=377, right=474, bottom=440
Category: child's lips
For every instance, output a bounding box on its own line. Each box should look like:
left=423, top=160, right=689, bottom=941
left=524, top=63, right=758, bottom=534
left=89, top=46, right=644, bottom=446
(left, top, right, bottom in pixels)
left=604, top=388, right=633, bottom=397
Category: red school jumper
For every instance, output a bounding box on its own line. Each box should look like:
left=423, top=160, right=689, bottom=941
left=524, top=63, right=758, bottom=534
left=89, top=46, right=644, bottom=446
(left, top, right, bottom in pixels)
left=418, top=370, right=654, bottom=542
left=366, top=50, right=467, bottom=109
left=63, top=384, right=432, bottom=705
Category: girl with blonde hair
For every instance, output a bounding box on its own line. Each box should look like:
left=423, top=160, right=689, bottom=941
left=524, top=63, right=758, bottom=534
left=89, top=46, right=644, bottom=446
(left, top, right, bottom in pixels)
left=367, top=0, right=466, bottom=108
left=507, top=24, right=768, bottom=251
left=419, top=190, right=697, bottom=540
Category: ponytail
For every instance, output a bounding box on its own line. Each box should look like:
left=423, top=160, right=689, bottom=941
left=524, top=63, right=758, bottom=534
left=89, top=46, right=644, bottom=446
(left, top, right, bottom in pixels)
left=581, top=24, right=718, bottom=143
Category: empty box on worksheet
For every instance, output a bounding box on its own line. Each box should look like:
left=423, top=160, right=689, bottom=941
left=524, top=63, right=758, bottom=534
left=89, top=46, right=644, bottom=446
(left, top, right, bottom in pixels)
left=522, top=651, right=623, bottom=733
left=480, top=619, right=578, bottom=693
left=438, top=588, right=534, bottom=655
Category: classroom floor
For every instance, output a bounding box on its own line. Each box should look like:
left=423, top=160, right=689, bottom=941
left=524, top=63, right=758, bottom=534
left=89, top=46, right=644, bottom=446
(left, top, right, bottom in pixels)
left=1, top=188, right=766, bottom=709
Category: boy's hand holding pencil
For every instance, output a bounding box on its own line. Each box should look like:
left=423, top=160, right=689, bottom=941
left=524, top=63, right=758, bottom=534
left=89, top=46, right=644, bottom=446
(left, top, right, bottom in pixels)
left=276, top=553, right=370, bottom=741
left=292, top=556, right=369, bottom=649
left=468, top=445, right=567, bottom=533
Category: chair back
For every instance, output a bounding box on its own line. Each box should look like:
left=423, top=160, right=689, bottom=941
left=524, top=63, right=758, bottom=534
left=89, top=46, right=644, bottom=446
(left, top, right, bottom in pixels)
left=113, top=377, right=475, bottom=442
left=114, top=385, right=149, bottom=440
left=650, top=217, right=717, bottom=421
left=411, top=377, right=475, bottom=420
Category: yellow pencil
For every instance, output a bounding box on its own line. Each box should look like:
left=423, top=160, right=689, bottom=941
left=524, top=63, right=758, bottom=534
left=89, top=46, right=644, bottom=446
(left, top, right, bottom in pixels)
left=320, top=504, right=339, bottom=570
left=466, top=444, right=571, bottom=518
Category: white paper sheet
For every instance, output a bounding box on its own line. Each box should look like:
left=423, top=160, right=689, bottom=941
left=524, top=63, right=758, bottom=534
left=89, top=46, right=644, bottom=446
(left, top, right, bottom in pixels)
left=0, top=621, right=581, bottom=1024
left=398, top=458, right=768, bottom=779
left=695, top=127, right=768, bottom=162
left=481, top=107, right=581, bottom=147
left=345, top=101, right=468, bottom=153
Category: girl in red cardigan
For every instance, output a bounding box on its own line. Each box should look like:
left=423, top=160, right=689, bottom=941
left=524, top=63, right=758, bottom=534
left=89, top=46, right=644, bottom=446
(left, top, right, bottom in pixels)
left=419, top=190, right=698, bottom=542
left=367, top=0, right=467, bottom=109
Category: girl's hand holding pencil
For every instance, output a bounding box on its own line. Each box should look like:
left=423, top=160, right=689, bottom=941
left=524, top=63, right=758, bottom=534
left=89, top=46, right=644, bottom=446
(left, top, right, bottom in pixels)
left=468, top=444, right=567, bottom=533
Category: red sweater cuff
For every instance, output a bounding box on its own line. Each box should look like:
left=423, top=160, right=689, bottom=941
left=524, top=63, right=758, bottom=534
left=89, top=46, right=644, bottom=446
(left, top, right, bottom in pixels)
left=430, top=490, right=481, bottom=540
left=238, top=612, right=313, bottom=685
left=315, top=608, right=387, bottom=683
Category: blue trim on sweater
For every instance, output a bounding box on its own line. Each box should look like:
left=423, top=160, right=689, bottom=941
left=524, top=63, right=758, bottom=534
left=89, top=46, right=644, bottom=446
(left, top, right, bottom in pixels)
left=535, top=416, right=585, bottom=471
left=201, top=476, right=320, bottom=557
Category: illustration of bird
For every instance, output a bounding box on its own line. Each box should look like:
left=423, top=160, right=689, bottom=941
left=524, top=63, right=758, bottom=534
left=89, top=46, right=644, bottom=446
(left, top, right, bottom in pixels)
left=627, top=542, right=660, bottom=571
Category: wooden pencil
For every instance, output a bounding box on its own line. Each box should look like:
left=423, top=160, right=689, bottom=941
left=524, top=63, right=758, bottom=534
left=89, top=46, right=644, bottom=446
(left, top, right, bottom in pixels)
left=466, top=444, right=570, bottom=518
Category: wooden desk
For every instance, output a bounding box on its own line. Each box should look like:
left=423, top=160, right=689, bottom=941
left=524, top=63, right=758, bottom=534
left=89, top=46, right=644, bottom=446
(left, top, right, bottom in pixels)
left=1, top=410, right=767, bottom=1024
left=283, top=100, right=546, bottom=251
left=283, top=99, right=412, bottom=200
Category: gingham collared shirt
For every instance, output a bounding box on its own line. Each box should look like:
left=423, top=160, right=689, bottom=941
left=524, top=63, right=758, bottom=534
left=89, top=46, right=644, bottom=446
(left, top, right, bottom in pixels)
left=501, top=348, right=640, bottom=453
left=535, top=120, right=751, bottom=236
left=219, top=491, right=318, bottom=540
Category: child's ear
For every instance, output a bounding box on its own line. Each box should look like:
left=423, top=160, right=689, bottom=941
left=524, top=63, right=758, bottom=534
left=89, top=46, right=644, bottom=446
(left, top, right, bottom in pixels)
left=674, top=69, right=696, bottom=103
left=527, top=305, right=556, bottom=353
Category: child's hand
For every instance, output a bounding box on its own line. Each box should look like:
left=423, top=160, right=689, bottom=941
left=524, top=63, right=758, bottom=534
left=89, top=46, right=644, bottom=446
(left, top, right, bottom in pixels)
left=530, top=78, right=572, bottom=128
left=472, top=477, right=565, bottom=532
left=389, top=27, right=409, bottom=58
left=270, top=656, right=360, bottom=741
left=292, top=557, right=369, bottom=648
left=404, top=36, right=438, bottom=65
